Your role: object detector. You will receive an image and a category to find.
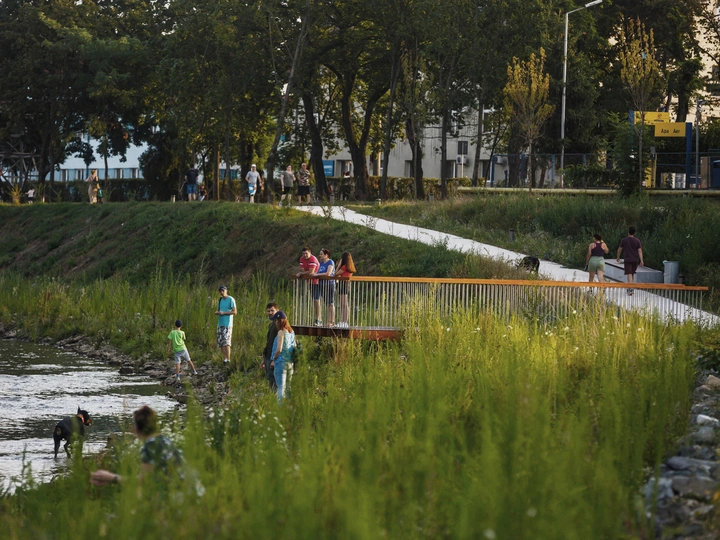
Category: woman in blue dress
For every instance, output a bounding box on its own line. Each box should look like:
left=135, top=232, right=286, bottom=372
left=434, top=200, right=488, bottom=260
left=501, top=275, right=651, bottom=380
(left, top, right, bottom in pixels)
left=270, top=312, right=296, bottom=404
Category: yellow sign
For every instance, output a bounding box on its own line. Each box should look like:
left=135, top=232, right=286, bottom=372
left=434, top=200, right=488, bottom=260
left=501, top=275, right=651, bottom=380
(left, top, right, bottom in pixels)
left=654, top=123, right=686, bottom=137
left=635, top=111, right=670, bottom=124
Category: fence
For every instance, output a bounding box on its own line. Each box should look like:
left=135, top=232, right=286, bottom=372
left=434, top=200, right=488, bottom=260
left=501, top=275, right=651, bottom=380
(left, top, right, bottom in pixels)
left=291, top=276, right=714, bottom=338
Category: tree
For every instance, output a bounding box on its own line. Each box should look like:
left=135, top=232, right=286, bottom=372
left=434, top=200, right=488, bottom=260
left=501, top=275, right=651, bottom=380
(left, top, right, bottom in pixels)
left=618, top=18, right=662, bottom=192
left=503, top=49, right=555, bottom=191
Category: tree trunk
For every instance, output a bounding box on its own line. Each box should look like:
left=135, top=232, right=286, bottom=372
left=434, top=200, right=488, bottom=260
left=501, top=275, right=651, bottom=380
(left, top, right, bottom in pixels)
left=406, top=117, right=425, bottom=199
left=440, top=108, right=449, bottom=199
left=224, top=114, right=232, bottom=201
left=380, top=49, right=401, bottom=200
left=639, top=119, right=644, bottom=190
left=302, top=93, right=328, bottom=199
left=472, top=96, right=485, bottom=186
left=265, top=2, right=309, bottom=204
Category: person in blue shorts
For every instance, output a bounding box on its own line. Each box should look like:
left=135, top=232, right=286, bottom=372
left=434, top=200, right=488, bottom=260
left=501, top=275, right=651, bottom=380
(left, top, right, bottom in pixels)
left=313, top=248, right=335, bottom=326
left=186, top=164, right=199, bottom=201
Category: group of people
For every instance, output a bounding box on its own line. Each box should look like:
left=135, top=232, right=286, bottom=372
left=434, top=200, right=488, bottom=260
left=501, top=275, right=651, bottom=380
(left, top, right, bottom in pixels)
left=184, top=163, right=312, bottom=204
left=585, top=226, right=644, bottom=293
left=297, top=247, right=356, bottom=327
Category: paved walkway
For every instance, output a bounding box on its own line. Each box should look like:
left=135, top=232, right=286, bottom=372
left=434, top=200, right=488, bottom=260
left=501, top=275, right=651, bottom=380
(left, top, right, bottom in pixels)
left=297, top=205, right=719, bottom=326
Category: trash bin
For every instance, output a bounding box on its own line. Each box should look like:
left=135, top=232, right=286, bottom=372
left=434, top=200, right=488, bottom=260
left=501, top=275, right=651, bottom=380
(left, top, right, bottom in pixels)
left=663, top=261, right=680, bottom=284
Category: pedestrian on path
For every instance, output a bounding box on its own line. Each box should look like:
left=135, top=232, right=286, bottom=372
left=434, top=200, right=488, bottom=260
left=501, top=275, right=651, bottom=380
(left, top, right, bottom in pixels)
left=585, top=234, right=609, bottom=282
left=281, top=165, right=295, bottom=205
left=617, top=227, right=644, bottom=294
left=246, top=164, right=261, bottom=203
left=297, top=163, right=311, bottom=204
left=215, top=285, right=237, bottom=364
left=167, top=319, right=198, bottom=382
left=86, top=170, right=99, bottom=204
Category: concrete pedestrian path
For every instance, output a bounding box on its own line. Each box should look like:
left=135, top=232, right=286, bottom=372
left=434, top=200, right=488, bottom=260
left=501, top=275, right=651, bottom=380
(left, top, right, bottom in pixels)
left=297, top=205, right=719, bottom=326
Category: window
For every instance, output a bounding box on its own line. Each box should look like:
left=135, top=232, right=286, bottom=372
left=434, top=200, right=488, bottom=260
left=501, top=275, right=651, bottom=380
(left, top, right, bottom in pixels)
left=457, top=141, right=469, bottom=155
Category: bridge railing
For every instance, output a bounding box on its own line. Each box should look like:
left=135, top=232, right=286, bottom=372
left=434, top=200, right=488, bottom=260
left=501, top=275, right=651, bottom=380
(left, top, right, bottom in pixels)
left=291, top=276, right=714, bottom=329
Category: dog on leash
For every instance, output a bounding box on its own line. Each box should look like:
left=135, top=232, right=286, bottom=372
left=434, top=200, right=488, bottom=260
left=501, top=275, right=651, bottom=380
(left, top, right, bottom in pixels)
left=53, top=407, right=92, bottom=458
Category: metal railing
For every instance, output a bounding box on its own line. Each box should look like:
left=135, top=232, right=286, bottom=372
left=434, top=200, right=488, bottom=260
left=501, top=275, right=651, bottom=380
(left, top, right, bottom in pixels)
left=291, top=276, right=715, bottom=329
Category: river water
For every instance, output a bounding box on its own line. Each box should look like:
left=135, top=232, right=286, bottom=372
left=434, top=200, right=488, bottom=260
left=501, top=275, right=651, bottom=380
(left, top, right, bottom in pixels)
left=0, top=339, right=176, bottom=492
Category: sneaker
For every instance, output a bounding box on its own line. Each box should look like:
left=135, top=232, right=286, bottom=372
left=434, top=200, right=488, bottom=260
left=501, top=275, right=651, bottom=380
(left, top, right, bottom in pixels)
left=193, top=370, right=198, bottom=376
left=175, top=375, right=181, bottom=382
left=314, top=320, right=323, bottom=326
left=223, top=359, right=229, bottom=364
left=627, top=289, right=634, bottom=296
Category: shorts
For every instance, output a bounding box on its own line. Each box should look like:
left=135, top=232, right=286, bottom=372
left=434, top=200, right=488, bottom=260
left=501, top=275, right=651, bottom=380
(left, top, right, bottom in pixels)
left=248, top=183, right=257, bottom=195
left=282, top=185, right=292, bottom=195
left=624, top=261, right=638, bottom=275
left=174, top=349, right=191, bottom=364
left=587, top=256, right=605, bottom=273
left=312, top=282, right=335, bottom=305
left=298, top=185, right=310, bottom=196
left=217, top=326, right=233, bottom=348
left=186, top=183, right=197, bottom=194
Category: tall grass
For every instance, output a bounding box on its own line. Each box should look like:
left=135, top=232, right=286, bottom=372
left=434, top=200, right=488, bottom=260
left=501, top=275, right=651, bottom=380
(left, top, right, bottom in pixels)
left=0, top=279, right=697, bottom=538
left=0, top=271, right=288, bottom=370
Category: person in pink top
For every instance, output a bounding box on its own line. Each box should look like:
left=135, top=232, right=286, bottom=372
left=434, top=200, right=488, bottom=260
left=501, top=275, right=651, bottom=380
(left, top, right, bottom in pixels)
left=296, top=247, right=320, bottom=321
left=334, top=251, right=356, bottom=328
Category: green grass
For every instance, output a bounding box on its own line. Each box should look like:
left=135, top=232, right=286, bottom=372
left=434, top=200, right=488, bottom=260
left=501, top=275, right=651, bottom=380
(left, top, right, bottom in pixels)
left=352, top=194, right=720, bottom=309
left=0, top=281, right=698, bottom=538
left=0, top=202, right=527, bottom=285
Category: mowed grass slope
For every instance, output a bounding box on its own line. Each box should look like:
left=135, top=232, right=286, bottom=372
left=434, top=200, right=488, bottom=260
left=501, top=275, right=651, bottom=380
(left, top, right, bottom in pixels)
left=353, top=194, right=720, bottom=307
left=0, top=202, right=526, bottom=283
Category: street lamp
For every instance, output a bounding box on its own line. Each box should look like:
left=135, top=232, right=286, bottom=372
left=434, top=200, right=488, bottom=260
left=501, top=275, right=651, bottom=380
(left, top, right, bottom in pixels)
left=560, top=0, right=603, bottom=188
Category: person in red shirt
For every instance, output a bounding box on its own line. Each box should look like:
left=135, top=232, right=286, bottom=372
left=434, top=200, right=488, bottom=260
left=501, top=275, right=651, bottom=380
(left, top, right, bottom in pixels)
left=335, top=252, right=356, bottom=328
left=296, top=247, right=320, bottom=322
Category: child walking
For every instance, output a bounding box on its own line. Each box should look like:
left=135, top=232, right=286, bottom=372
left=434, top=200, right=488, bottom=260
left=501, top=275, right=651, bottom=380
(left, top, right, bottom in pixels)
left=167, top=320, right=198, bottom=382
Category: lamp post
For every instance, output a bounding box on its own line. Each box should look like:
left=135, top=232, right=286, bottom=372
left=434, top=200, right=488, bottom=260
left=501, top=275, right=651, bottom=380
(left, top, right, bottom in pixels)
left=560, top=0, right=603, bottom=188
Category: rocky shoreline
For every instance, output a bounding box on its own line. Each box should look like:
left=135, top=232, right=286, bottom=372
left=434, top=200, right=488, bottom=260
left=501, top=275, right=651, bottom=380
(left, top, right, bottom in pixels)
left=0, top=323, right=230, bottom=407
left=644, top=372, right=720, bottom=538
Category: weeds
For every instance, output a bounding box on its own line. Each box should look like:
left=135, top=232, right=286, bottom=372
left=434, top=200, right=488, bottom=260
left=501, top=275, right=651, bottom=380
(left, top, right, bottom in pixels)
left=0, top=282, right=700, bottom=539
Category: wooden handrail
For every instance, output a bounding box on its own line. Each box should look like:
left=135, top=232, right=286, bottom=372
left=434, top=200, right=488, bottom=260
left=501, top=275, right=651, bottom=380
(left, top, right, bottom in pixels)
left=290, top=275, right=708, bottom=291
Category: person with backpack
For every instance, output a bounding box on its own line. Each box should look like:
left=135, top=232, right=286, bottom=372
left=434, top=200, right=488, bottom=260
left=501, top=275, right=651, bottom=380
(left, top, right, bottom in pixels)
left=270, top=312, right=296, bottom=404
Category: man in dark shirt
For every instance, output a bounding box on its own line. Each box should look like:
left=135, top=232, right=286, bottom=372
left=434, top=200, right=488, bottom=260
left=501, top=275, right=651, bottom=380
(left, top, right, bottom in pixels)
left=186, top=164, right=199, bottom=201
left=616, top=226, right=644, bottom=293
left=262, top=303, right=281, bottom=389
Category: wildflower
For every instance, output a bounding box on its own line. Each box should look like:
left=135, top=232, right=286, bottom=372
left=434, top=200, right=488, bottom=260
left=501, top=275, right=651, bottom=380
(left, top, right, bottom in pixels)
left=612, top=315, right=618, bottom=320
left=527, top=507, right=537, bottom=518
left=638, top=327, right=644, bottom=332
left=572, top=310, right=577, bottom=314
left=484, top=530, right=496, bottom=540
left=502, top=334, right=507, bottom=338
left=446, top=328, right=451, bottom=332
left=574, top=346, right=579, bottom=352
left=507, top=325, right=513, bottom=330
left=627, top=323, right=631, bottom=327
left=564, top=327, right=569, bottom=331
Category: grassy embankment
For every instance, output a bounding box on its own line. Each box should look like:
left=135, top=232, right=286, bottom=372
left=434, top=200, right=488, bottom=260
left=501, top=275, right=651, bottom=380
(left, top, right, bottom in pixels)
left=0, top=202, right=524, bottom=368
left=0, top=297, right=699, bottom=538
left=353, top=194, right=720, bottom=309
left=0, top=202, right=706, bottom=537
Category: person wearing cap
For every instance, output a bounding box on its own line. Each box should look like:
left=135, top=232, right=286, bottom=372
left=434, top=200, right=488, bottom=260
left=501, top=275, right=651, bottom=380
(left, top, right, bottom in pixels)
left=167, top=319, right=198, bottom=382
left=246, top=164, right=262, bottom=204
left=262, top=302, right=280, bottom=389
left=215, top=286, right=237, bottom=364
left=270, top=311, right=296, bottom=404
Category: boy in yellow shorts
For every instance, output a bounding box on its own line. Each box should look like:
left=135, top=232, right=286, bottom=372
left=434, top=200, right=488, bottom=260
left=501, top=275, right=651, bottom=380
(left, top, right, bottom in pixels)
left=167, top=320, right=198, bottom=382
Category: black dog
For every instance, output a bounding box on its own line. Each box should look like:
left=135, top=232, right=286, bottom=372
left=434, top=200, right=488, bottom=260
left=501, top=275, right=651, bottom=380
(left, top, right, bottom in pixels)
left=518, top=256, right=540, bottom=273
left=53, top=407, right=92, bottom=458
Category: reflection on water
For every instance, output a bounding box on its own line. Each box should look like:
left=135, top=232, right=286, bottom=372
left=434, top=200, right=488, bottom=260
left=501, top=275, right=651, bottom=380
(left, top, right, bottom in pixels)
left=0, top=339, right=176, bottom=492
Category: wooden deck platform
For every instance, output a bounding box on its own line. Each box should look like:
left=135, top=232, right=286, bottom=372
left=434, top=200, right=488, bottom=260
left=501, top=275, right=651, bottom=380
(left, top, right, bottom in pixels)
left=294, top=325, right=403, bottom=341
